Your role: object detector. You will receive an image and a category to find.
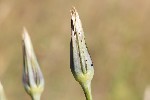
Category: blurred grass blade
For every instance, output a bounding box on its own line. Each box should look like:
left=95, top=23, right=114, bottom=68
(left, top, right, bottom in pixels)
left=70, top=7, right=94, bottom=100
left=22, top=28, right=44, bottom=100
left=0, top=82, right=6, bottom=100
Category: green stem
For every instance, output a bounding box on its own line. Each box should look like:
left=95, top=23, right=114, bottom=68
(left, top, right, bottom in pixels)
left=81, top=82, right=93, bottom=100
left=31, top=93, right=41, bottom=100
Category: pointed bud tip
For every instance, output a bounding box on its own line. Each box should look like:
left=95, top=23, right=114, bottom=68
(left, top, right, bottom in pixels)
left=70, top=6, right=79, bottom=17
left=22, top=27, right=33, bottom=57
left=22, top=27, right=29, bottom=41
left=70, top=6, right=76, bottom=15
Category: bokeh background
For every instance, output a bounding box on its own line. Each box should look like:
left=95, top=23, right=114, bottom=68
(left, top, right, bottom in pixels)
left=0, top=0, right=150, bottom=100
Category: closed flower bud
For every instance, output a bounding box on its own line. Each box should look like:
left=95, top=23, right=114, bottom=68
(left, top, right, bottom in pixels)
left=70, top=7, right=94, bottom=100
left=22, top=28, right=44, bottom=100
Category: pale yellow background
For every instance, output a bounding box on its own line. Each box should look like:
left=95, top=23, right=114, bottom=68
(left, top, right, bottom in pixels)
left=0, top=0, right=150, bottom=100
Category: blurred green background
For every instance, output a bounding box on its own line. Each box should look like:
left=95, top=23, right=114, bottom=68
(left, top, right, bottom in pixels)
left=0, top=0, right=150, bottom=100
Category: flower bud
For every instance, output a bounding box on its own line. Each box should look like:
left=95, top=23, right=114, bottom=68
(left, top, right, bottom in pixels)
left=70, top=7, right=94, bottom=100
left=22, top=28, right=44, bottom=100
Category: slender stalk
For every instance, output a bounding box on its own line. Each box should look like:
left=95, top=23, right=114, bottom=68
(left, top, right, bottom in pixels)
left=80, top=82, right=92, bottom=100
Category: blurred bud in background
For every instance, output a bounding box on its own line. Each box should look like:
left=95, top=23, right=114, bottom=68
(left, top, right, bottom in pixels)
left=22, top=28, right=44, bottom=100
left=0, top=82, right=6, bottom=100
left=144, top=86, right=150, bottom=100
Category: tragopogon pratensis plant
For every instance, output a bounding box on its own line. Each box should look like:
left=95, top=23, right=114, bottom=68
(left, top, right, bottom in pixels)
left=0, top=82, right=6, bottom=100
left=22, top=28, right=44, bottom=100
left=70, top=7, right=94, bottom=100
